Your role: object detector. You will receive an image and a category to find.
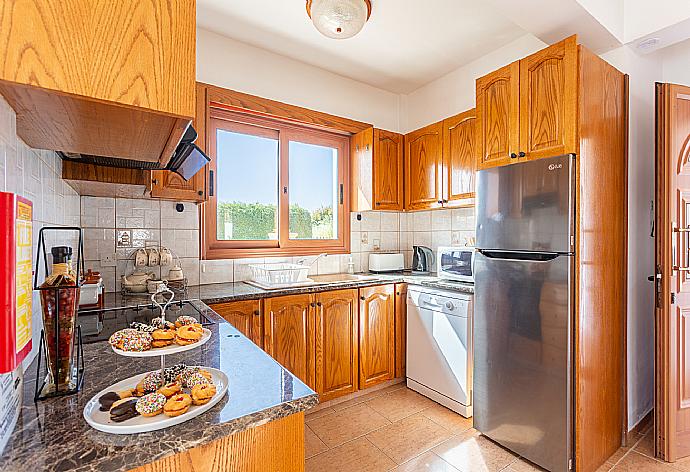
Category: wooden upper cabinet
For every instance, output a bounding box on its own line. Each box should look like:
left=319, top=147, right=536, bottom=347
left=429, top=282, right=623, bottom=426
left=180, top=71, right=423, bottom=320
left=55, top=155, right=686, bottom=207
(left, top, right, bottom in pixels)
left=211, top=300, right=263, bottom=348
left=0, top=0, right=195, bottom=164
left=359, top=285, right=396, bottom=389
left=519, top=36, right=578, bottom=161
left=351, top=128, right=404, bottom=211
left=263, top=294, right=315, bottom=389
left=442, top=109, right=476, bottom=206
left=405, top=122, right=444, bottom=210
left=476, top=62, right=520, bottom=170
left=313, top=290, right=359, bottom=402
left=373, top=129, right=404, bottom=211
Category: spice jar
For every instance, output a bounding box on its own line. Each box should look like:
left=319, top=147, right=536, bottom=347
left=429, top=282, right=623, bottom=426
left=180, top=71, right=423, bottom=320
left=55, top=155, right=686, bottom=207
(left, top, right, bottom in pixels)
left=39, top=246, right=81, bottom=393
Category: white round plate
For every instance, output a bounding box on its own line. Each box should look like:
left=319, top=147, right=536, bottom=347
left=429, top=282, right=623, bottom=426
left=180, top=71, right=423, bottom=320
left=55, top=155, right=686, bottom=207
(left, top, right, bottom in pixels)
left=111, top=328, right=212, bottom=357
left=83, top=367, right=228, bottom=434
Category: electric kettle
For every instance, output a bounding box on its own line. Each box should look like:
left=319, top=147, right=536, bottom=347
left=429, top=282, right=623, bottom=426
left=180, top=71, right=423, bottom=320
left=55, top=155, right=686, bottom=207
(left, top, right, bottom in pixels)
left=412, top=246, right=435, bottom=274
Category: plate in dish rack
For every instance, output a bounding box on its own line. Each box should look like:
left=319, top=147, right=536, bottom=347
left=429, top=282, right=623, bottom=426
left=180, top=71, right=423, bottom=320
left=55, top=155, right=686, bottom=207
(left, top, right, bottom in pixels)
left=111, top=328, right=212, bottom=357
left=83, top=367, right=228, bottom=434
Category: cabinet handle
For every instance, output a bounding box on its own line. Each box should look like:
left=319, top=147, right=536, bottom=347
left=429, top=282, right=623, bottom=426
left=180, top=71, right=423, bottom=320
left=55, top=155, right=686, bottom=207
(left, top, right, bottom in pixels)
left=376, top=202, right=381, bottom=206
left=316, top=302, right=322, bottom=307
left=442, top=199, right=448, bottom=204
left=209, top=170, right=215, bottom=197
left=437, top=200, right=443, bottom=204
left=360, top=296, right=365, bottom=301
left=310, top=302, right=315, bottom=307
left=518, top=151, right=526, bottom=158
left=510, top=153, right=517, bottom=159
left=152, top=178, right=158, bottom=185
left=253, top=310, right=260, bottom=316
left=197, top=190, right=203, bottom=196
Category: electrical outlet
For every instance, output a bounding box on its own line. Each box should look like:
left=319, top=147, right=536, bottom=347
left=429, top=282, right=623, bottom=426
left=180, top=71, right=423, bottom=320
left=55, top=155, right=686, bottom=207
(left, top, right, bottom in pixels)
left=100, top=253, right=116, bottom=267
left=361, top=232, right=368, bottom=244
left=373, top=238, right=380, bottom=251
left=451, top=231, right=461, bottom=245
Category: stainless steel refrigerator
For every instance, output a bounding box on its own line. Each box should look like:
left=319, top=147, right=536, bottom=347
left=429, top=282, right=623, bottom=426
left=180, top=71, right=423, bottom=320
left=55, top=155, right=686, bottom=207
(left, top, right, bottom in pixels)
left=474, top=154, right=575, bottom=472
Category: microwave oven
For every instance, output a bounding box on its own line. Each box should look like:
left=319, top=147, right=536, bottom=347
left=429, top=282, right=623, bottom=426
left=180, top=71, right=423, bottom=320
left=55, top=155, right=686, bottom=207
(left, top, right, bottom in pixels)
left=437, top=246, right=475, bottom=282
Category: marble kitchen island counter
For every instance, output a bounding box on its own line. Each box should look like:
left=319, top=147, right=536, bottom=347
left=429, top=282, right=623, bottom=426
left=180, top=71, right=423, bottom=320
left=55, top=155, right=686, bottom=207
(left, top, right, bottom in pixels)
left=0, top=301, right=318, bottom=472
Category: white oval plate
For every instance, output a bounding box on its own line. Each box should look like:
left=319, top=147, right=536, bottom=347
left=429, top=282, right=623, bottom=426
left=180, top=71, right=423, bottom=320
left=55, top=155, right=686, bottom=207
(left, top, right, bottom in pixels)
left=83, top=367, right=228, bottom=434
left=111, top=328, right=212, bottom=357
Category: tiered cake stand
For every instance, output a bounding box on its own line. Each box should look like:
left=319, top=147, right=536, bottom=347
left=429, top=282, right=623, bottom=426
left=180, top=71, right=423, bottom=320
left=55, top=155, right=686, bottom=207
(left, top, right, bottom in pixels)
left=83, top=289, right=228, bottom=434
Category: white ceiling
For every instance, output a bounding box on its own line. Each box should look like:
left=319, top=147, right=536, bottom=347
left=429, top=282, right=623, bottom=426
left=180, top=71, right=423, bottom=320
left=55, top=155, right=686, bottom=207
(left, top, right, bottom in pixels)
left=196, top=0, right=526, bottom=94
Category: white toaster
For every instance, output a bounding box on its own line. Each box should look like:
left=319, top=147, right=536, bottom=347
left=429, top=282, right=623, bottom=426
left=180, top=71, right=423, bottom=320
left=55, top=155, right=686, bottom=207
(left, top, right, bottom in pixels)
left=368, top=253, right=405, bottom=273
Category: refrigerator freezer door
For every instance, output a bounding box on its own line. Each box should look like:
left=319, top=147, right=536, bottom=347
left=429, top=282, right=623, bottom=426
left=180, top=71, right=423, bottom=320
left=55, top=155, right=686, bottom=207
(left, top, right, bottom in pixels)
left=473, top=250, right=572, bottom=472
left=476, top=154, right=575, bottom=253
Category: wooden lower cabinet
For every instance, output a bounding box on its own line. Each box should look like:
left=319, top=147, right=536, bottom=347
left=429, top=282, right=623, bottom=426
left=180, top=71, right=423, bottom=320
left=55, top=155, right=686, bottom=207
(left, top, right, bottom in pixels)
left=358, top=285, right=396, bottom=389
left=210, top=300, right=263, bottom=348
left=394, top=284, right=408, bottom=378
left=263, top=294, right=315, bottom=389
left=313, top=290, right=359, bottom=402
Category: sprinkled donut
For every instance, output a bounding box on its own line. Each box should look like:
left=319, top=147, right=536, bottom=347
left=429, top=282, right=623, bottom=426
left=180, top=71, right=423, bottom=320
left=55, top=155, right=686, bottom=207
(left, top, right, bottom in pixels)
left=130, top=322, right=155, bottom=333
left=175, top=315, right=199, bottom=328
left=108, top=328, right=138, bottom=347
left=185, top=372, right=212, bottom=389
left=135, top=392, right=166, bottom=417
left=121, top=331, right=152, bottom=352
left=139, top=371, right=163, bottom=393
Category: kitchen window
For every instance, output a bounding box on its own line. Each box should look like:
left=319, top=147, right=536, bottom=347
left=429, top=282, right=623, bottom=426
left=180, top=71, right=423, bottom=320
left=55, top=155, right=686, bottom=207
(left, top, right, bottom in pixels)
left=202, top=108, right=350, bottom=259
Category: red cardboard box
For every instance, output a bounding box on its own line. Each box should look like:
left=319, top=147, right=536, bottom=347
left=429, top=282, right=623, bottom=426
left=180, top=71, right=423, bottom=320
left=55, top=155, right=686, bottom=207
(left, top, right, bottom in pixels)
left=0, top=192, right=32, bottom=374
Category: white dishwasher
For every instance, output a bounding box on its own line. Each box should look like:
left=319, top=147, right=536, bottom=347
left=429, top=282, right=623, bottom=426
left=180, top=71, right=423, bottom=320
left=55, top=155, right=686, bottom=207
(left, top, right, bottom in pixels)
left=407, top=286, right=473, bottom=417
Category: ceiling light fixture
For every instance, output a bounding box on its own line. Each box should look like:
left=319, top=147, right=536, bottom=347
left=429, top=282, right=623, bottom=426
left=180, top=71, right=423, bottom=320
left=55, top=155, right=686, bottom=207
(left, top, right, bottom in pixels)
left=306, top=0, right=372, bottom=40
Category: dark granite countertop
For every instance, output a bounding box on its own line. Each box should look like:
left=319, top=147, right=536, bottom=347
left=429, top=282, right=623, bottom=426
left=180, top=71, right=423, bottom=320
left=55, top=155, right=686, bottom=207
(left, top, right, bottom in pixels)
left=0, top=301, right=318, bottom=472
left=92, top=273, right=473, bottom=310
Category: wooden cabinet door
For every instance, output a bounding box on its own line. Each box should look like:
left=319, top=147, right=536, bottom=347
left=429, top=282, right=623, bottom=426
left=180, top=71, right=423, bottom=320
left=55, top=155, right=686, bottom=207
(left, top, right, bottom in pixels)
left=373, top=129, right=404, bottom=211
left=359, top=285, right=396, bottom=389
left=263, top=294, right=314, bottom=389
left=519, top=36, right=577, bottom=161
left=211, top=300, right=263, bottom=348
left=442, top=109, right=476, bottom=206
left=150, top=170, right=206, bottom=202
left=313, top=290, right=359, bottom=401
left=405, top=122, right=444, bottom=210
left=394, top=284, right=408, bottom=378
left=476, top=62, right=520, bottom=170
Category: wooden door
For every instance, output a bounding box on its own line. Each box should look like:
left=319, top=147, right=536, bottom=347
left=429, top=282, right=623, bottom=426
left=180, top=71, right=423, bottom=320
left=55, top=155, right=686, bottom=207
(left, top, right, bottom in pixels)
left=263, top=294, right=314, bottom=389
left=150, top=170, right=206, bottom=202
left=656, top=83, right=690, bottom=461
left=405, top=122, right=443, bottom=210
left=211, top=300, right=263, bottom=348
left=313, top=290, right=359, bottom=402
left=518, top=35, right=577, bottom=161
left=394, top=284, right=408, bottom=378
left=359, top=285, right=396, bottom=389
left=476, top=62, right=520, bottom=170
left=442, top=109, right=476, bottom=207
left=373, top=129, right=404, bottom=211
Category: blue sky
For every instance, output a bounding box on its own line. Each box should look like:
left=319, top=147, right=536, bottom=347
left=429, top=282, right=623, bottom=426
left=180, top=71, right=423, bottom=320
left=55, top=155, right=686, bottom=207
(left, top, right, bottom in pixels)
left=216, top=130, right=336, bottom=212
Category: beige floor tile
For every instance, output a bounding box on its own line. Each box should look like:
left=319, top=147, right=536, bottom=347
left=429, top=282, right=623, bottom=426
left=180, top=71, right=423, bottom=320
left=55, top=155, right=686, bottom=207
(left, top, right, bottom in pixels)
left=393, top=451, right=461, bottom=471
left=610, top=451, right=675, bottom=471
left=367, top=412, right=453, bottom=464
left=420, top=404, right=473, bottom=433
left=331, top=383, right=407, bottom=412
left=309, top=402, right=391, bottom=448
left=305, top=424, right=329, bottom=459
left=306, top=437, right=397, bottom=472
left=367, top=387, right=436, bottom=422
left=306, top=406, right=337, bottom=423
left=432, top=429, right=518, bottom=472
left=504, top=457, right=547, bottom=471
left=634, top=432, right=655, bottom=458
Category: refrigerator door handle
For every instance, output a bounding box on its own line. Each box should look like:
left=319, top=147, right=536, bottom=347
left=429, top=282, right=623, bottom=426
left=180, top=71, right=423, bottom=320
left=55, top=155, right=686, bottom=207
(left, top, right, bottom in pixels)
left=477, top=249, right=562, bottom=262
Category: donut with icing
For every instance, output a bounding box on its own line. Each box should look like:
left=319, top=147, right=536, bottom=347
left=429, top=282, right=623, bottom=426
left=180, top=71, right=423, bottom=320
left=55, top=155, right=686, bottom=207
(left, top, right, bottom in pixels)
left=136, top=392, right=166, bottom=417
left=109, top=398, right=139, bottom=423
left=175, top=315, right=200, bottom=329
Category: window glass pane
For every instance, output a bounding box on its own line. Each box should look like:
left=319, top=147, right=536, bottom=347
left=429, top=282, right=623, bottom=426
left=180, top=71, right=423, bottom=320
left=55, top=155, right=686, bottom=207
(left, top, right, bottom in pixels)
left=288, top=141, right=338, bottom=240
left=216, top=129, right=279, bottom=240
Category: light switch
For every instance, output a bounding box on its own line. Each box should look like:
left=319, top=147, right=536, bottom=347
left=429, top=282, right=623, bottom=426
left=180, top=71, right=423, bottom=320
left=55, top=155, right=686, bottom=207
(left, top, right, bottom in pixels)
left=361, top=232, right=368, bottom=244
left=373, top=239, right=380, bottom=250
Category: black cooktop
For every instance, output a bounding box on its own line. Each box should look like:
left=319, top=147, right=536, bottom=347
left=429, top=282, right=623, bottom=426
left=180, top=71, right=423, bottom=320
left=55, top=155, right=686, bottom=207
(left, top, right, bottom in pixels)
left=77, top=300, right=213, bottom=344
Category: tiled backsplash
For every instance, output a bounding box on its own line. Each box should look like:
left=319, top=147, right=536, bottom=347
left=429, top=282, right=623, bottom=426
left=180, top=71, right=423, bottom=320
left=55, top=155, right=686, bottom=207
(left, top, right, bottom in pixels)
left=80, top=198, right=476, bottom=291
left=0, top=97, right=81, bottom=367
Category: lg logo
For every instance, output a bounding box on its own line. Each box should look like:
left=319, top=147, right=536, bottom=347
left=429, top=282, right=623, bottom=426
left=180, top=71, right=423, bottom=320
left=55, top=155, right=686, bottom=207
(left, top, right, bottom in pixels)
left=548, top=163, right=563, bottom=171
